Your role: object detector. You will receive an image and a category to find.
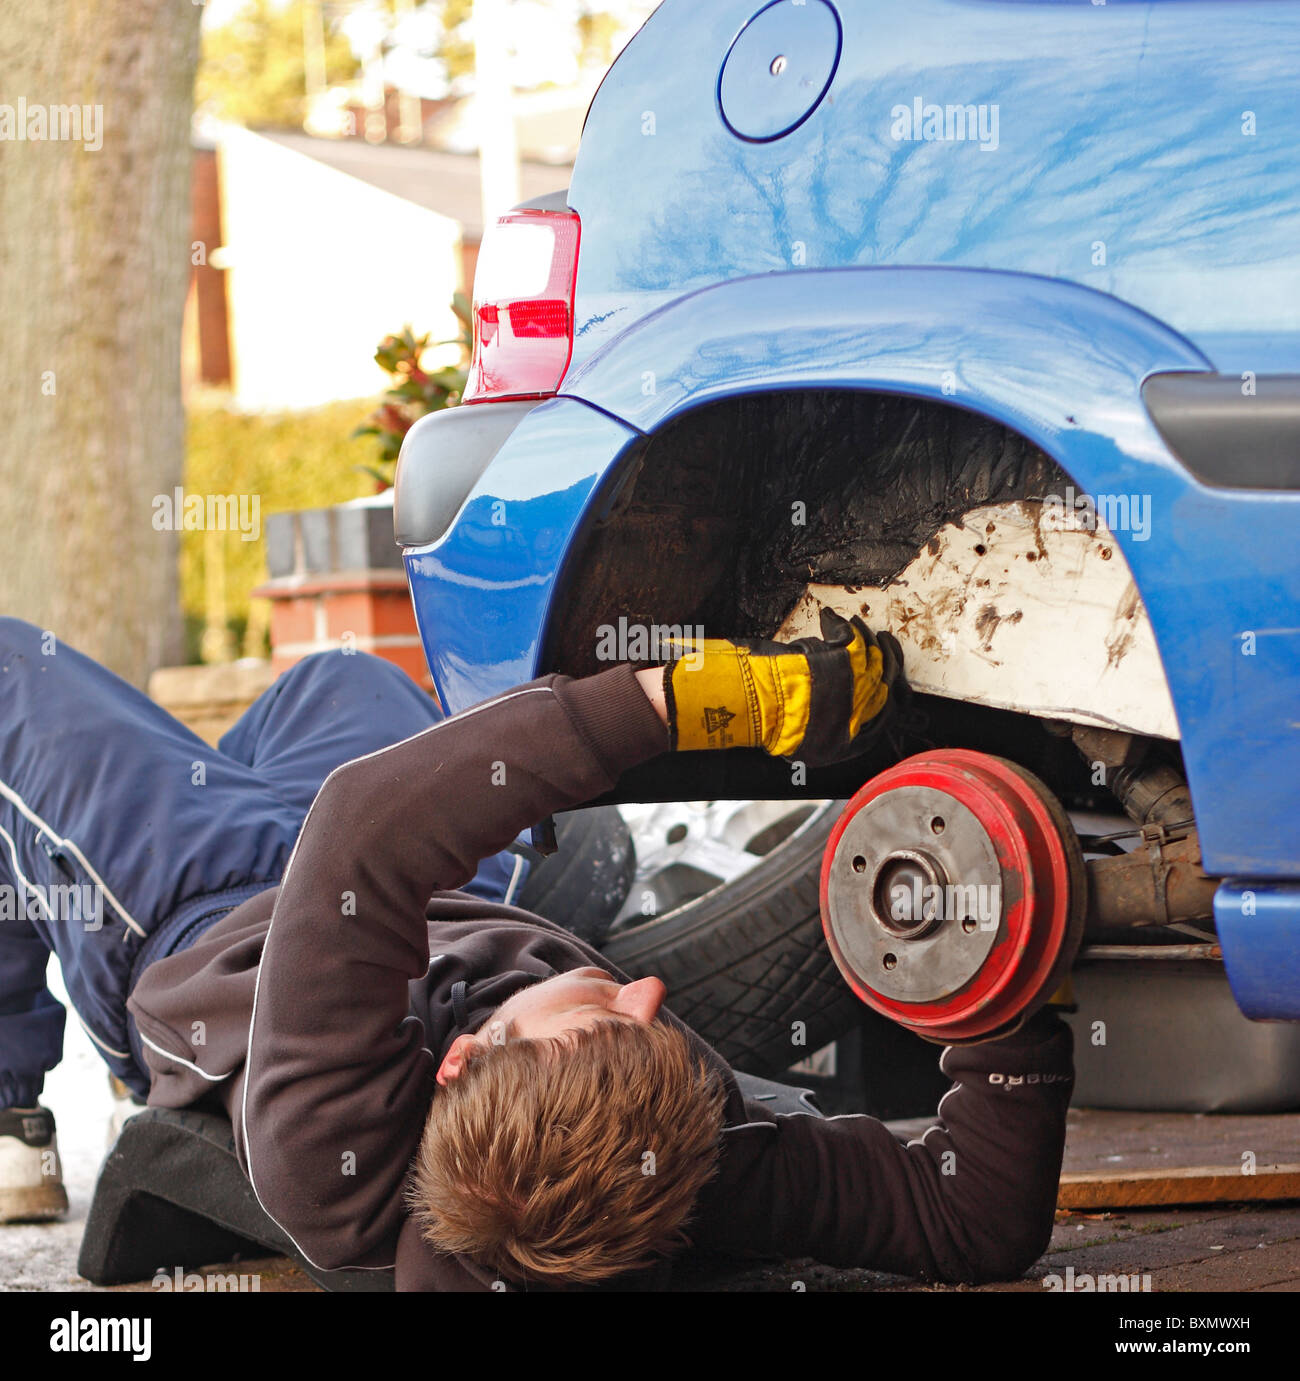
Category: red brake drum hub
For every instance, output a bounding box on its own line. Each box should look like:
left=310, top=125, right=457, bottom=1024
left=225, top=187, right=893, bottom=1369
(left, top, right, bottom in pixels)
left=820, top=750, right=1086, bottom=1043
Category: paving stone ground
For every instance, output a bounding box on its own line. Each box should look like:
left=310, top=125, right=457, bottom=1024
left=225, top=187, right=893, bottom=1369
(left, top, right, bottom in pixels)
left=668, top=1204, right=1300, bottom=1292
left=3, top=964, right=1297, bottom=1293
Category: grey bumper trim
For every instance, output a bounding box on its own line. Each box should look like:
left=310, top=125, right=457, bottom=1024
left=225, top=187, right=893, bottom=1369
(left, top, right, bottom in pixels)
left=1142, top=372, right=1300, bottom=491
left=393, top=400, right=543, bottom=548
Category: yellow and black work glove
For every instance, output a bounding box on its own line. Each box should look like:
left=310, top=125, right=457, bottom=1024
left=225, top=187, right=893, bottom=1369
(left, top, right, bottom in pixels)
left=662, top=607, right=908, bottom=765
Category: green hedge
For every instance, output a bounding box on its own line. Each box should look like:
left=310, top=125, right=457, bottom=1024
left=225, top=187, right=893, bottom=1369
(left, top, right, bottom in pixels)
left=182, top=398, right=378, bottom=663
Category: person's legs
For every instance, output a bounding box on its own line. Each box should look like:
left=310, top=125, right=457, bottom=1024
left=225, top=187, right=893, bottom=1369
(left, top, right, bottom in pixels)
left=0, top=903, right=69, bottom=1220
left=0, top=618, right=303, bottom=1104
left=217, top=649, right=530, bottom=903
left=217, top=648, right=450, bottom=812
left=0, top=901, right=65, bottom=1112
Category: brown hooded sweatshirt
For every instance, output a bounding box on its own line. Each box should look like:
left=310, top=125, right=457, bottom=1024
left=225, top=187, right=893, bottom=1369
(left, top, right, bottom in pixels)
left=127, top=662, right=1074, bottom=1291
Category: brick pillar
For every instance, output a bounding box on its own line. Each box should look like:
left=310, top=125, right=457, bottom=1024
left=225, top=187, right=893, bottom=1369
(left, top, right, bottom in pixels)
left=253, top=498, right=434, bottom=694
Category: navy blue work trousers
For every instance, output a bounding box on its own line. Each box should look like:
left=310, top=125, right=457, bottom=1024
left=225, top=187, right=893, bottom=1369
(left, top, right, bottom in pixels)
left=0, top=618, right=525, bottom=1106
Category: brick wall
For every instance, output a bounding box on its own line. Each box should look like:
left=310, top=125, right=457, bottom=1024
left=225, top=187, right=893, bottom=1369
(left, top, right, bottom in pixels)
left=253, top=499, right=434, bottom=694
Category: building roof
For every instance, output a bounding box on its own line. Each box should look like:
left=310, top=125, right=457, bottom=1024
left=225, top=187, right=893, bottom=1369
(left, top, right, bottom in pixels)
left=259, top=132, right=571, bottom=240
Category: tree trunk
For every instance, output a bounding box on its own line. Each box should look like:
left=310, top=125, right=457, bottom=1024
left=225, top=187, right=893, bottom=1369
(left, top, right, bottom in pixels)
left=0, top=0, right=201, bottom=685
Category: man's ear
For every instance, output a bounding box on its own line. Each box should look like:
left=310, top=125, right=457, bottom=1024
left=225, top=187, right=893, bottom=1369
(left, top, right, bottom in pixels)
left=436, top=1033, right=479, bottom=1087
left=610, top=975, right=668, bottom=1025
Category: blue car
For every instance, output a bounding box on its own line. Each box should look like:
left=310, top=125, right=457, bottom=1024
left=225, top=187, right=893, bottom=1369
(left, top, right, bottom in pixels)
left=394, top=0, right=1300, bottom=1074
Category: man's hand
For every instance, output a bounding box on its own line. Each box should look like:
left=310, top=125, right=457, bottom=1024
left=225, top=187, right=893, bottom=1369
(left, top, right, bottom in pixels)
left=655, top=607, right=908, bottom=765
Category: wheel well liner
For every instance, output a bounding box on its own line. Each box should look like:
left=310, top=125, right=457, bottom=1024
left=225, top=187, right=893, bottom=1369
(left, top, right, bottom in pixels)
left=547, top=388, right=1070, bottom=679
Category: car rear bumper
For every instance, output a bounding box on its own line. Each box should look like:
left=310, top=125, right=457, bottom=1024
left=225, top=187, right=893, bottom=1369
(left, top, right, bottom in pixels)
left=399, top=395, right=641, bottom=714
left=393, top=399, right=544, bottom=550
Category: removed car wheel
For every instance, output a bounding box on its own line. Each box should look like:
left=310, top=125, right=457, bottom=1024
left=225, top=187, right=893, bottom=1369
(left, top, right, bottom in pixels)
left=515, top=805, right=636, bottom=948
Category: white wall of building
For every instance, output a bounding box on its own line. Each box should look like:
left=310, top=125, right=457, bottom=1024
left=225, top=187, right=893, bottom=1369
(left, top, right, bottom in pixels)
left=215, top=123, right=462, bottom=411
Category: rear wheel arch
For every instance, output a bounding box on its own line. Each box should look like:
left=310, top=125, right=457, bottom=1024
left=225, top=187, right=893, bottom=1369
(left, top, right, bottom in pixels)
left=542, top=384, right=1116, bottom=674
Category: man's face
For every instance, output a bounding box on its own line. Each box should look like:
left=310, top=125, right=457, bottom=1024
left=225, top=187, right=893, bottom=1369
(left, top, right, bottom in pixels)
left=435, top=967, right=667, bottom=1086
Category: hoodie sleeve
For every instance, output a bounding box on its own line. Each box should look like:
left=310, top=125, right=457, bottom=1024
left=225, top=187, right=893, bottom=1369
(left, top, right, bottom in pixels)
left=693, top=1010, right=1074, bottom=1283
left=239, top=665, right=668, bottom=1274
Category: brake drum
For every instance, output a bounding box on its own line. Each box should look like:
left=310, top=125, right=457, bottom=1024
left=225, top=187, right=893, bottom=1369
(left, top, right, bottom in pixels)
left=820, top=750, right=1086, bottom=1043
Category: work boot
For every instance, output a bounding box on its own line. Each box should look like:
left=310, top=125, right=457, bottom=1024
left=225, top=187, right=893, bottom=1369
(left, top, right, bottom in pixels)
left=0, top=1105, right=68, bottom=1222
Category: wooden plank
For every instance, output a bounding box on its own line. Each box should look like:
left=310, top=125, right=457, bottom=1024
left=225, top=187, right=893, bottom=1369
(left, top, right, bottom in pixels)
left=1058, top=1164, right=1300, bottom=1210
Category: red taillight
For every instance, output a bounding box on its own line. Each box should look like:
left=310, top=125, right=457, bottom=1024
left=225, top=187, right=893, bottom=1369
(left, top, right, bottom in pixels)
left=463, top=208, right=581, bottom=404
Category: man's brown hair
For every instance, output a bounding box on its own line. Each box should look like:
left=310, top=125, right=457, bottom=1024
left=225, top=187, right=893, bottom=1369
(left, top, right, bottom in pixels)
left=409, top=1017, right=727, bottom=1284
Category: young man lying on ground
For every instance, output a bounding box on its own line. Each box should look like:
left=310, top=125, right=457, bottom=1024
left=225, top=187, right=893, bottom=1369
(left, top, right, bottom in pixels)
left=0, top=612, right=1073, bottom=1290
